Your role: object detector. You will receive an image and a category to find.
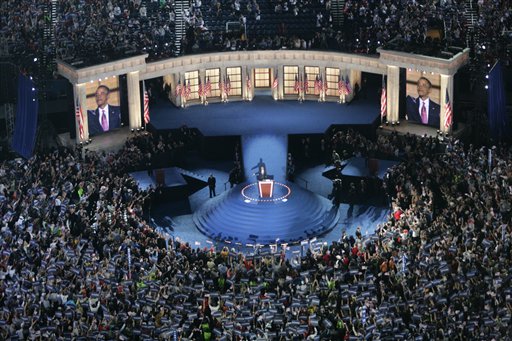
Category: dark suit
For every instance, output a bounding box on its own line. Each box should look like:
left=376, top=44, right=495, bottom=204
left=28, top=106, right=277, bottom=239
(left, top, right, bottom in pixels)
left=406, top=96, right=440, bottom=127
left=87, top=106, right=121, bottom=135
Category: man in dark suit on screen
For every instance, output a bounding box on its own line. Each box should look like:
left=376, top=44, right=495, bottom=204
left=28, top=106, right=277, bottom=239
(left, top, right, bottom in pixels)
left=406, top=77, right=440, bottom=127
left=87, top=85, right=121, bottom=135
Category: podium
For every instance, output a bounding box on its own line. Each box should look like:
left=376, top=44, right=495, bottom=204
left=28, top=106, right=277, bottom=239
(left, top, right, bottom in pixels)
left=258, top=179, right=274, bottom=198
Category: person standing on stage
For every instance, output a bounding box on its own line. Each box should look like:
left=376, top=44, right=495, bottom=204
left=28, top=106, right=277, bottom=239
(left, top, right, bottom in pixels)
left=208, top=174, right=216, bottom=198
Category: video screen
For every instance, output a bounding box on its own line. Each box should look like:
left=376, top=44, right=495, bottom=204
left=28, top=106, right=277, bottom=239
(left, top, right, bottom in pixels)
left=86, top=78, right=122, bottom=136
left=405, top=70, right=441, bottom=128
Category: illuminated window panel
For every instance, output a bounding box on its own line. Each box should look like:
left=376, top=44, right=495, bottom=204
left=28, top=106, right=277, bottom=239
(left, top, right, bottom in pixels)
left=226, top=67, right=242, bottom=96
left=283, top=66, right=299, bottom=95
left=185, top=71, right=199, bottom=100
left=254, top=68, right=271, bottom=88
left=325, top=67, right=340, bottom=97
left=205, top=68, right=221, bottom=98
left=304, top=66, right=320, bottom=94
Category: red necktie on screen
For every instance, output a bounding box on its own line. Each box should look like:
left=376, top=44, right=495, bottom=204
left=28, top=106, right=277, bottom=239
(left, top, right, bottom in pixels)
left=421, top=102, right=427, bottom=124
left=101, top=109, right=109, bottom=131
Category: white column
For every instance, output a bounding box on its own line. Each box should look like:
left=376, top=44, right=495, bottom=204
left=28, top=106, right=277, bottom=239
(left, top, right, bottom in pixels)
left=73, top=83, right=88, bottom=143
left=127, top=71, right=141, bottom=129
left=386, top=66, right=400, bottom=123
left=440, top=74, right=454, bottom=134
left=347, top=69, right=361, bottom=102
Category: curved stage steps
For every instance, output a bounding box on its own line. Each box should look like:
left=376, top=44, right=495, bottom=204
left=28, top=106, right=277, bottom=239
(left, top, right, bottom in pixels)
left=193, top=182, right=340, bottom=245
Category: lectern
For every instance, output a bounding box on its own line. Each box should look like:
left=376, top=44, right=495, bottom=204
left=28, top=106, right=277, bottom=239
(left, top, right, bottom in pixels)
left=258, top=179, right=274, bottom=198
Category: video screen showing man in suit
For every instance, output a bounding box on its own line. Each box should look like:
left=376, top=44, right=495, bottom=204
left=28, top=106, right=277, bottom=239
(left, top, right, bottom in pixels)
left=87, top=82, right=122, bottom=135
left=406, top=76, right=440, bottom=128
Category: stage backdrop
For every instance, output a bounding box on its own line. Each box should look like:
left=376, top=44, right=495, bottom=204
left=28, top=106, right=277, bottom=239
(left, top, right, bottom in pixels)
left=242, top=134, right=288, bottom=183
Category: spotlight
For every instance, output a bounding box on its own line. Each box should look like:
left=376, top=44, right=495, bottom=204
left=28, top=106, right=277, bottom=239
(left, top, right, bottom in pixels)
left=141, top=126, right=145, bottom=130
left=131, top=128, right=135, bottom=133
left=485, top=85, right=488, bottom=89
left=282, top=198, right=288, bottom=202
left=482, top=45, right=486, bottom=50
left=436, top=130, right=440, bottom=135
left=244, top=199, right=251, bottom=203
left=136, top=128, right=140, bottom=132
left=391, top=122, right=395, bottom=127
left=485, top=75, right=489, bottom=79
left=385, top=121, right=389, bottom=126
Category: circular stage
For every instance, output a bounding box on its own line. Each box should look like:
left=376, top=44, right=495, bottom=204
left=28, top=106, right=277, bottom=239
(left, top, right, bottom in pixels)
left=193, top=182, right=339, bottom=245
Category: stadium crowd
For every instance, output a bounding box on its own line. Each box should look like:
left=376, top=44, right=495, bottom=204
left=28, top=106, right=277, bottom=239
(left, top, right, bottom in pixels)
left=0, top=127, right=511, bottom=339
left=1, top=0, right=511, bottom=70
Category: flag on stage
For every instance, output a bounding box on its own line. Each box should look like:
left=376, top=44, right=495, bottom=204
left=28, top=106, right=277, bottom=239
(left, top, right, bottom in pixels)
left=294, top=74, right=300, bottom=92
left=380, top=76, right=387, bottom=118
left=143, top=81, right=150, bottom=124
left=198, top=78, right=203, bottom=97
left=303, top=75, right=309, bottom=93
left=444, top=88, right=453, bottom=128
left=185, top=80, right=191, bottom=99
left=75, top=97, right=84, bottom=140
left=205, top=77, right=211, bottom=96
left=338, top=75, right=345, bottom=95
left=246, top=74, right=251, bottom=90
left=225, top=75, right=231, bottom=94
left=272, top=71, right=278, bottom=89
left=344, top=75, right=352, bottom=95
left=175, top=79, right=182, bottom=97
left=314, top=75, right=320, bottom=94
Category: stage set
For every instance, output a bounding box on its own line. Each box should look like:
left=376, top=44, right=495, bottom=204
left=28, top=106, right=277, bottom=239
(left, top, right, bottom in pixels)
left=126, top=94, right=398, bottom=248
left=58, top=48, right=470, bottom=250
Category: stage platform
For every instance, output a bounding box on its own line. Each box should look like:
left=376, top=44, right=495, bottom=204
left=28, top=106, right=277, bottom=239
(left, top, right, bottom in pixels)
left=193, top=182, right=340, bottom=245
left=129, top=167, right=208, bottom=201
left=378, top=120, right=467, bottom=138
left=323, top=157, right=400, bottom=181
left=148, top=95, right=380, bottom=136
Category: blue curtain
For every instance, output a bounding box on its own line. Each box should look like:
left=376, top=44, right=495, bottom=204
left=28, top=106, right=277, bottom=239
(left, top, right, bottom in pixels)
left=11, top=74, right=39, bottom=159
left=487, top=61, right=509, bottom=140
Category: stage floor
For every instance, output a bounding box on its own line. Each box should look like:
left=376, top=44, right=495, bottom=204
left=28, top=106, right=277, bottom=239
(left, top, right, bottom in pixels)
left=148, top=95, right=380, bottom=135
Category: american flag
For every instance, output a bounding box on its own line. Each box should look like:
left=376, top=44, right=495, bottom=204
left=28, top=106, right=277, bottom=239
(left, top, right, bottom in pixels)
left=198, top=78, right=203, bottom=97
left=246, top=74, right=251, bottom=90
left=344, top=75, right=352, bottom=95
left=185, top=80, right=191, bottom=99
left=303, top=75, right=309, bottom=93
left=143, top=81, right=150, bottom=124
left=314, top=75, right=321, bottom=94
left=225, top=75, right=231, bottom=94
left=444, top=88, right=453, bottom=128
left=175, top=80, right=182, bottom=97
left=294, top=74, right=300, bottom=92
left=75, top=98, right=84, bottom=140
left=205, top=77, right=212, bottom=96
left=380, top=76, right=387, bottom=118
left=338, top=75, right=345, bottom=95
left=272, top=71, right=278, bottom=89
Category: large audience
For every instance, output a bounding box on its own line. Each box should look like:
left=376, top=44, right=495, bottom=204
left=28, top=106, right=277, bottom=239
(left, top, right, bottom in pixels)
left=1, top=0, right=511, bottom=72
left=1, top=125, right=511, bottom=339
